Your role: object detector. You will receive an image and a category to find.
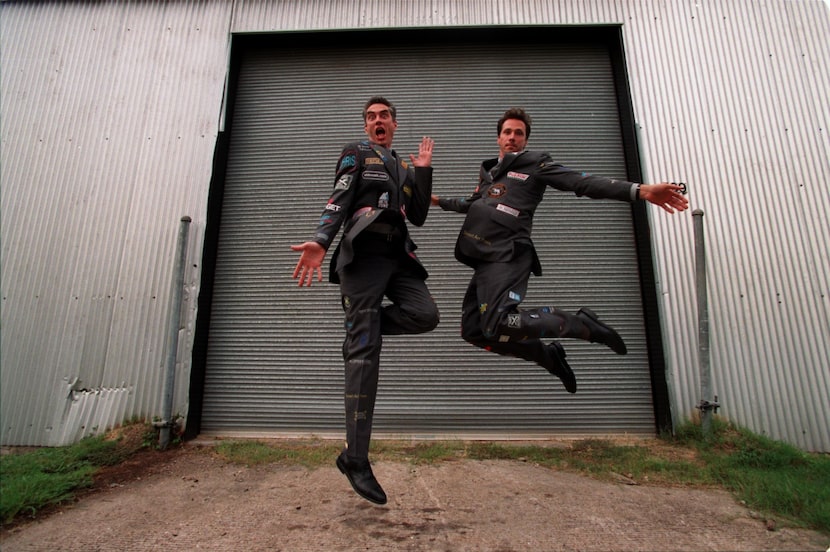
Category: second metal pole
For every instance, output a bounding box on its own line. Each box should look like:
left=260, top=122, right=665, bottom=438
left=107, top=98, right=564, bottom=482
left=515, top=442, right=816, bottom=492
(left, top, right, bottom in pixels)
left=693, top=209, right=716, bottom=435
left=159, top=215, right=191, bottom=450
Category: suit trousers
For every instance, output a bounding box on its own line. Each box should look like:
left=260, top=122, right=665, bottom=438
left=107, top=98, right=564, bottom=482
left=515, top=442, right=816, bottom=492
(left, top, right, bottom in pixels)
left=460, top=246, right=590, bottom=368
left=337, top=240, right=439, bottom=459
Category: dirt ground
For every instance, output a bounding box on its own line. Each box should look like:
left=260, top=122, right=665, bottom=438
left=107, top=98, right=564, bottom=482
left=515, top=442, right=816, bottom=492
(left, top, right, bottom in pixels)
left=2, top=434, right=829, bottom=552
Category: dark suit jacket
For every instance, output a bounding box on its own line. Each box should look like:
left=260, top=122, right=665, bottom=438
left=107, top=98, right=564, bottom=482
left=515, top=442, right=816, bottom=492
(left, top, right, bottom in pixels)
left=438, top=150, right=637, bottom=276
left=313, top=140, right=433, bottom=283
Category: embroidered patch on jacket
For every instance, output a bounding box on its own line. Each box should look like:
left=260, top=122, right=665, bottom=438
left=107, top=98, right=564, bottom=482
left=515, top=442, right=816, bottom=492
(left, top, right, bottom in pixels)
left=487, top=183, right=507, bottom=198
left=339, top=154, right=356, bottom=170
left=335, top=174, right=353, bottom=190
left=496, top=203, right=520, bottom=217
left=507, top=314, right=521, bottom=328
left=362, top=171, right=389, bottom=181
left=365, top=157, right=384, bottom=165
left=507, top=171, right=529, bottom=180
left=325, top=202, right=341, bottom=212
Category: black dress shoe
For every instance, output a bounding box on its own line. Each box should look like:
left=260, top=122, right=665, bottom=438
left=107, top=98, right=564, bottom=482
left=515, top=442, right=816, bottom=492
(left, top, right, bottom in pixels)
left=544, top=341, right=577, bottom=394
left=336, top=451, right=387, bottom=505
left=576, top=307, right=627, bottom=355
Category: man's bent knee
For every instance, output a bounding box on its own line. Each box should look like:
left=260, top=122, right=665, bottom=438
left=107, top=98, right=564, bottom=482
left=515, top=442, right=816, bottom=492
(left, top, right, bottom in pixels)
left=416, top=305, right=440, bottom=333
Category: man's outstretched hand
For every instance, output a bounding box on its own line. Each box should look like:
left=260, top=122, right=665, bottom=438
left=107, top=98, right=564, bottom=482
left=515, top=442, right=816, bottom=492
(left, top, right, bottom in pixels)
left=290, top=241, right=325, bottom=287
left=640, top=183, right=690, bottom=214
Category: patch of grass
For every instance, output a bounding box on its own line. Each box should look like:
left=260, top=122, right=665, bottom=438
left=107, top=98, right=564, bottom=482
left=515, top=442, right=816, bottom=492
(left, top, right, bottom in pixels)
left=0, top=425, right=144, bottom=523
left=373, top=440, right=465, bottom=464
left=675, top=418, right=830, bottom=531
left=462, top=438, right=710, bottom=486
left=213, top=440, right=340, bottom=468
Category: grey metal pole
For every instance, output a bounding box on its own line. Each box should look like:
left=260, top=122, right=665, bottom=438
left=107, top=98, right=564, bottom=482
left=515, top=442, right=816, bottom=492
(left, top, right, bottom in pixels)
left=693, top=209, right=717, bottom=435
left=159, top=216, right=191, bottom=450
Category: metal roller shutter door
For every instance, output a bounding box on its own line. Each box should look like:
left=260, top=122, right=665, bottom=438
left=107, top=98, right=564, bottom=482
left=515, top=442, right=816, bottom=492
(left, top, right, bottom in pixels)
left=201, top=39, right=656, bottom=437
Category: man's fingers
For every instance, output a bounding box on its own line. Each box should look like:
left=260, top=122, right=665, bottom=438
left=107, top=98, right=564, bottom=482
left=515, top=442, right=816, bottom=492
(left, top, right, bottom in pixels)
left=419, top=136, right=434, bottom=156
left=293, top=260, right=314, bottom=287
left=301, top=267, right=313, bottom=287
left=300, top=267, right=322, bottom=287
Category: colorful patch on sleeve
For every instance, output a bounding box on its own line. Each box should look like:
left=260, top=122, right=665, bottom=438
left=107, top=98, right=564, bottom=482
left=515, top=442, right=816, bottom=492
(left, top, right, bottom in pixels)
left=339, top=154, right=356, bottom=170
left=335, top=174, right=353, bottom=190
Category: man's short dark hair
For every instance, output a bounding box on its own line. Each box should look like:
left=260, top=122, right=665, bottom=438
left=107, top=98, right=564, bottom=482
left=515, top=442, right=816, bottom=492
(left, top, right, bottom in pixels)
left=363, top=96, right=397, bottom=121
left=497, top=107, right=532, bottom=138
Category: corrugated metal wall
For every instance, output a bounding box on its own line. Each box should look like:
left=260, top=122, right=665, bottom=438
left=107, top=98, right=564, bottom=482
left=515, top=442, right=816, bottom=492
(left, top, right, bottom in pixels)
left=2, top=0, right=828, bottom=450
left=0, top=0, right=232, bottom=445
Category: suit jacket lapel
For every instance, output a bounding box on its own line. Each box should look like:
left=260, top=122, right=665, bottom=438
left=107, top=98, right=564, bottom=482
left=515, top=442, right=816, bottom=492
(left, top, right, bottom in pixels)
left=391, top=153, right=407, bottom=185
left=491, top=152, right=521, bottom=179
left=497, top=152, right=523, bottom=176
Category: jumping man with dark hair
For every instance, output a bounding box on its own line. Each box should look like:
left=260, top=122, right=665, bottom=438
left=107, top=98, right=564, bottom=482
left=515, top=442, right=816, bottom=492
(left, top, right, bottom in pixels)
left=432, top=107, right=688, bottom=393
